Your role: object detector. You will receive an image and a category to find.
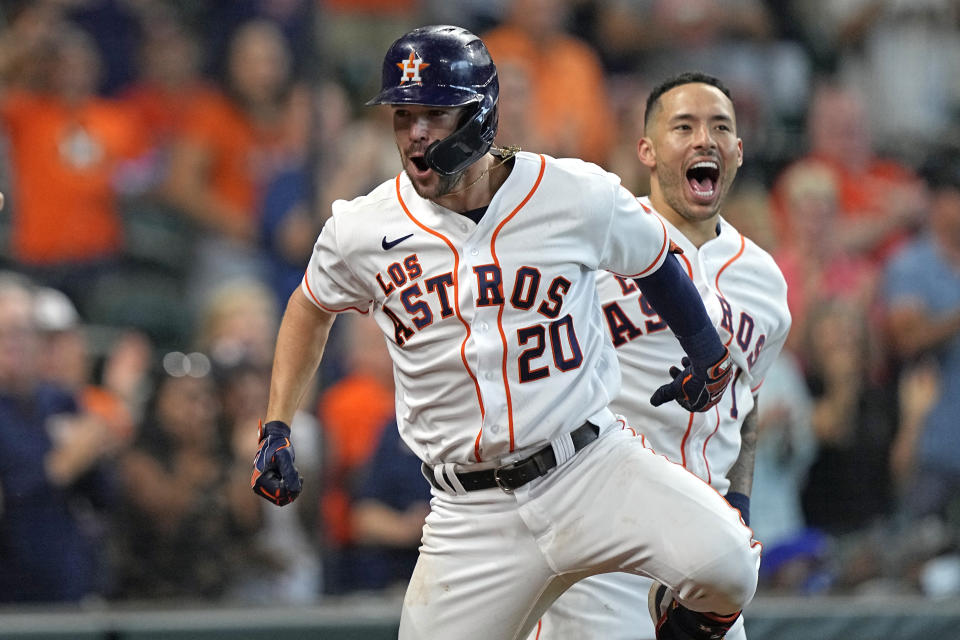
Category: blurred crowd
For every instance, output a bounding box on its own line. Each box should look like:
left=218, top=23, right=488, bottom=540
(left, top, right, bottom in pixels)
left=1, top=0, right=960, bottom=608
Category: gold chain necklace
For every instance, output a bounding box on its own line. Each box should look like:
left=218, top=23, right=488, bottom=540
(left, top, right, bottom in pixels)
left=445, top=145, right=521, bottom=197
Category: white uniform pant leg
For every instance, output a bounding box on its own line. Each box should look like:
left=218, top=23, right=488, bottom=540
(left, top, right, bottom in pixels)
left=399, top=485, right=560, bottom=640
left=402, top=428, right=758, bottom=640
left=518, top=428, right=759, bottom=617
left=528, top=571, right=650, bottom=640
left=528, top=573, right=747, bottom=640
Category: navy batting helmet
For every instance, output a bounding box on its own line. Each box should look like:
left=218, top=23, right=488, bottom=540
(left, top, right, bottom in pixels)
left=366, top=25, right=499, bottom=176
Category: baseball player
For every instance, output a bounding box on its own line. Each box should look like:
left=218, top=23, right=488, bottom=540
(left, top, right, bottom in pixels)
left=251, top=27, right=760, bottom=640
left=530, top=73, right=791, bottom=640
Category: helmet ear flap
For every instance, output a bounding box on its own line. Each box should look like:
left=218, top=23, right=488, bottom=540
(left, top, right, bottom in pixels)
left=425, top=103, right=496, bottom=175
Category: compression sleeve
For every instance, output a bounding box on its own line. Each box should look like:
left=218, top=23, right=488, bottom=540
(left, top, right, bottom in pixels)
left=634, top=253, right=727, bottom=368
left=724, top=491, right=751, bottom=526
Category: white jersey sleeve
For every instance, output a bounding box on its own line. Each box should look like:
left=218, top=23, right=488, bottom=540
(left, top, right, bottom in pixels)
left=301, top=184, right=398, bottom=314
left=597, top=179, right=670, bottom=278
left=525, top=156, right=670, bottom=277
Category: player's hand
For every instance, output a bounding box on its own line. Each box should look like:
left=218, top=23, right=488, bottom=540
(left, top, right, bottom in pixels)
left=650, top=348, right=733, bottom=412
left=251, top=420, right=302, bottom=506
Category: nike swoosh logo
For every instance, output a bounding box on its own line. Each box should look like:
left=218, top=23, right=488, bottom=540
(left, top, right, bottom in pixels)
left=382, top=233, right=414, bottom=250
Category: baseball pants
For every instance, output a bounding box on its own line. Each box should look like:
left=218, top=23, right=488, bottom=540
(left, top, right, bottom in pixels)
left=399, top=421, right=760, bottom=640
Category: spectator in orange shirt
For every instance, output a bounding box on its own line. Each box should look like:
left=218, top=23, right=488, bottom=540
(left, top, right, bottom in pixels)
left=164, top=18, right=312, bottom=309
left=771, top=80, right=926, bottom=266
left=117, top=6, right=217, bottom=196
left=316, top=313, right=396, bottom=593
left=317, top=0, right=420, bottom=104
left=772, top=162, right=880, bottom=360
left=0, top=13, right=147, bottom=314
left=482, top=0, right=615, bottom=164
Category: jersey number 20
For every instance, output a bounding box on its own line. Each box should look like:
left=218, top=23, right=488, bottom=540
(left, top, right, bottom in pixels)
left=517, top=314, right=583, bottom=382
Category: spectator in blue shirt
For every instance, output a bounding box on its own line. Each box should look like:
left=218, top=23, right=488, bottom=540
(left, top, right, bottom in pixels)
left=0, top=272, right=115, bottom=603
left=883, top=148, right=960, bottom=520
left=347, top=419, right=432, bottom=592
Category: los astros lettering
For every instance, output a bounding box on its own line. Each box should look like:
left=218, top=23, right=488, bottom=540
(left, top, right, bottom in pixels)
left=374, top=255, right=574, bottom=349
left=603, top=276, right=766, bottom=372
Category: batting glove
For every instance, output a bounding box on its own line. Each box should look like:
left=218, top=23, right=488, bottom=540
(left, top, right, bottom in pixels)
left=251, top=420, right=303, bottom=506
left=650, top=348, right=733, bottom=412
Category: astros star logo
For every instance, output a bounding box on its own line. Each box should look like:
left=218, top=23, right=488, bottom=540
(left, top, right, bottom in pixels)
left=397, top=51, right=430, bottom=84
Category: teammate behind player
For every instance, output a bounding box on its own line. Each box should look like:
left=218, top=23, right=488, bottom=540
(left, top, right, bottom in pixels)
left=251, top=28, right=759, bottom=640
left=531, top=73, right=791, bottom=640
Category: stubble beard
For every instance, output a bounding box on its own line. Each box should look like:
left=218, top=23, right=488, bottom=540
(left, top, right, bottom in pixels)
left=408, top=167, right=466, bottom=201
left=435, top=170, right=465, bottom=198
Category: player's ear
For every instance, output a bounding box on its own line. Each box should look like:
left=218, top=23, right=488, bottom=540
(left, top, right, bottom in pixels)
left=736, top=138, right=744, bottom=168
left=637, top=137, right=656, bottom=170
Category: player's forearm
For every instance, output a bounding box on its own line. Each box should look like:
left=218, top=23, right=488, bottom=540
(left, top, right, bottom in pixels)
left=811, top=390, right=856, bottom=442
left=351, top=500, right=426, bottom=548
left=265, top=287, right=335, bottom=425
left=888, top=308, right=960, bottom=360
left=837, top=212, right=900, bottom=255
left=726, top=403, right=759, bottom=497
left=44, top=414, right=110, bottom=487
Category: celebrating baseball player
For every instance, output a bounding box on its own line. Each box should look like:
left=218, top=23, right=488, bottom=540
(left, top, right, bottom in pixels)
left=251, top=27, right=760, bottom=640
left=530, top=73, right=792, bottom=640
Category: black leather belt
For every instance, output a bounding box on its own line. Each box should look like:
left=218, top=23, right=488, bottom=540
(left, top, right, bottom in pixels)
left=425, top=422, right=600, bottom=493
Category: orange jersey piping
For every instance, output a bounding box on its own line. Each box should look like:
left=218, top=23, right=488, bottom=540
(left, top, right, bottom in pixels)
left=701, top=404, right=721, bottom=486
left=488, top=154, right=546, bottom=452
left=679, top=411, right=695, bottom=469
left=301, top=274, right=371, bottom=314
left=394, top=175, right=487, bottom=458
left=713, top=231, right=746, bottom=347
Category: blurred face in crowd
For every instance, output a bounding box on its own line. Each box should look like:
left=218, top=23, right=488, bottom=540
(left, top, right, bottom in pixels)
left=228, top=19, right=292, bottom=105
left=198, top=281, right=279, bottom=369
left=807, top=299, right=867, bottom=377
left=639, top=82, right=742, bottom=230
left=510, top=0, right=567, bottom=38
left=392, top=104, right=468, bottom=200
left=782, top=162, right=839, bottom=245
left=155, top=373, right=220, bottom=447
left=809, top=86, right=871, bottom=169
left=140, top=19, right=201, bottom=89
left=0, top=284, right=40, bottom=394
left=53, top=28, right=101, bottom=102
left=40, top=329, right=89, bottom=390
left=930, top=184, right=960, bottom=250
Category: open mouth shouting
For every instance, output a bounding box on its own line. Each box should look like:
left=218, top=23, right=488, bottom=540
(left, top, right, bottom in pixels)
left=408, top=151, right=433, bottom=179
left=686, top=159, right=721, bottom=205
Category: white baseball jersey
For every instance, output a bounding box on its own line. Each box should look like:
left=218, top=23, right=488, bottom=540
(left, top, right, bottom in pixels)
left=307, top=160, right=761, bottom=640
left=531, top=197, right=790, bottom=640
left=302, top=152, right=671, bottom=466
left=599, top=197, right=791, bottom=493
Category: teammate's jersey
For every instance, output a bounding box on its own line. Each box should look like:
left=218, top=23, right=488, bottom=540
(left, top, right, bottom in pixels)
left=303, top=152, right=670, bottom=465
left=596, top=197, right=791, bottom=493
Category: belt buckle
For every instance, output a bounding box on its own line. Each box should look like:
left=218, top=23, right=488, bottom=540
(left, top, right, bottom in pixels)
left=492, top=465, right=514, bottom=493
